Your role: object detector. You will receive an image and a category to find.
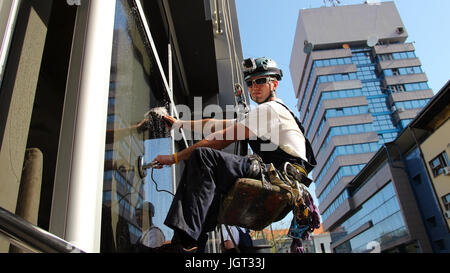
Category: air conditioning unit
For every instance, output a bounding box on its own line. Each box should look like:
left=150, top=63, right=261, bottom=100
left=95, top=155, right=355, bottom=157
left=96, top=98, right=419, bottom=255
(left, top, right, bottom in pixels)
left=443, top=166, right=450, bottom=176
left=391, top=105, right=397, bottom=112
left=397, top=107, right=405, bottom=113
left=445, top=210, right=450, bottom=219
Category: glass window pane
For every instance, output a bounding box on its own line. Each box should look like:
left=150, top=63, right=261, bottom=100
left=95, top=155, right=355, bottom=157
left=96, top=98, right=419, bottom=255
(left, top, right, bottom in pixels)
left=101, top=0, right=175, bottom=252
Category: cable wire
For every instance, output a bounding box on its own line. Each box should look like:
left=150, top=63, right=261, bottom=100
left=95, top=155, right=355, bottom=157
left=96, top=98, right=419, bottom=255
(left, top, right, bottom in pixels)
left=150, top=167, right=175, bottom=197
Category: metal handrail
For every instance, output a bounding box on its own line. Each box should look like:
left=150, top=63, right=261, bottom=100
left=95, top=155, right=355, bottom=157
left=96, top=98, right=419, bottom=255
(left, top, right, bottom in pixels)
left=0, top=207, right=84, bottom=253
left=0, top=0, right=22, bottom=88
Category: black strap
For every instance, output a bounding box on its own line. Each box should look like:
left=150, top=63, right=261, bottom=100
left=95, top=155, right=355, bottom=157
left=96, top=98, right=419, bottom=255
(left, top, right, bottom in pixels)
left=274, top=101, right=317, bottom=172
left=274, top=101, right=306, bottom=134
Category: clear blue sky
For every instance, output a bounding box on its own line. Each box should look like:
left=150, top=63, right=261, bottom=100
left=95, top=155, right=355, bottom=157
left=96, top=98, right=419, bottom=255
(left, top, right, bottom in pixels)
left=235, top=0, right=450, bottom=230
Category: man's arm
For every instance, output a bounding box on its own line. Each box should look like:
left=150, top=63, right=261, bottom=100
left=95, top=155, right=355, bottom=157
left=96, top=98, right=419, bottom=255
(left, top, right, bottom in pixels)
left=106, top=118, right=150, bottom=144
left=153, top=123, right=250, bottom=167
left=163, top=115, right=236, bottom=134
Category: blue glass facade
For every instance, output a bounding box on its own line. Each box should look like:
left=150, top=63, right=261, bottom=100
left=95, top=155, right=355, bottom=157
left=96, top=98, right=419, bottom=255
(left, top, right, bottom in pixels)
left=319, top=164, right=366, bottom=205
left=306, top=47, right=432, bottom=228
left=307, top=47, right=428, bottom=150
left=333, top=182, right=409, bottom=253
left=315, top=142, right=379, bottom=186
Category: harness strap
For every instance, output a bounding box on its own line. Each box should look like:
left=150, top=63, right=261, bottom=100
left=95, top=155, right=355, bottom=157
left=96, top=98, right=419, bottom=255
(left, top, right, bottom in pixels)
left=292, top=163, right=307, bottom=176
left=267, top=164, right=299, bottom=206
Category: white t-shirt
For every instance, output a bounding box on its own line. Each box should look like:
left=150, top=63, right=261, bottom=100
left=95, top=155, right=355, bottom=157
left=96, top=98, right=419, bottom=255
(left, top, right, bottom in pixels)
left=238, top=99, right=307, bottom=161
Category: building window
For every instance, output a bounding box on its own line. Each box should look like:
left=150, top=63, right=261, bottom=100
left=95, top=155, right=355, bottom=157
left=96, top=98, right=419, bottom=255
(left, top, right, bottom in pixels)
left=318, top=164, right=366, bottom=204
left=368, top=97, right=390, bottom=114
left=320, top=243, right=326, bottom=253
left=442, top=194, right=450, bottom=211
left=379, top=53, right=394, bottom=61
left=429, top=151, right=449, bottom=177
left=378, top=51, right=416, bottom=62
left=332, top=182, right=409, bottom=253
left=405, top=82, right=429, bottom=91
left=314, top=57, right=352, bottom=68
left=389, top=84, right=405, bottom=93
left=101, top=0, right=176, bottom=252
left=388, top=82, right=430, bottom=93
left=384, top=66, right=423, bottom=77
left=394, top=98, right=430, bottom=110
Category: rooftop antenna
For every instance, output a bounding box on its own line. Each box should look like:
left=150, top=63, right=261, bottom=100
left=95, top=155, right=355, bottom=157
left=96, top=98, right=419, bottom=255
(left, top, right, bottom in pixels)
left=323, top=0, right=341, bottom=7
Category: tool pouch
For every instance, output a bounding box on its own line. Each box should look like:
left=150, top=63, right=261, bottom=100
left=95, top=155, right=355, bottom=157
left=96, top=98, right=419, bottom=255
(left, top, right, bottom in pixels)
left=218, top=156, right=295, bottom=230
left=218, top=177, right=293, bottom=231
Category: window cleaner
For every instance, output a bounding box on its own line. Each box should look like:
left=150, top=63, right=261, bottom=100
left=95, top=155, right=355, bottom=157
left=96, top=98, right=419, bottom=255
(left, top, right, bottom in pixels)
left=136, top=57, right=319, bottom=253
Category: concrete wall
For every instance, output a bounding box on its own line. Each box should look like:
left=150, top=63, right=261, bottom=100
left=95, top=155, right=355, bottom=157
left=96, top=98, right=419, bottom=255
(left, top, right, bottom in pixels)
left=421, top=120, right=450, bottom=230
left=298, top=2, right=407, bottom=48
left=0, top=0, right=52, bottom=252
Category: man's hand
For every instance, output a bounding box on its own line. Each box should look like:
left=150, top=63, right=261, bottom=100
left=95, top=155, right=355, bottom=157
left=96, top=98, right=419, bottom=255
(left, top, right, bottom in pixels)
left=162, top=115, right=177, bottom=129
left=152, top=154, right=176, bottom=168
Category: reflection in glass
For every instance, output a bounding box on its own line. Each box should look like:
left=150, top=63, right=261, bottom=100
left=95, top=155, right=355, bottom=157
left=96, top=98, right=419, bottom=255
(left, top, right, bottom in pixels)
left=101, top=0, right=173, bottom=253
left=135, top=201, right=165, bottom=248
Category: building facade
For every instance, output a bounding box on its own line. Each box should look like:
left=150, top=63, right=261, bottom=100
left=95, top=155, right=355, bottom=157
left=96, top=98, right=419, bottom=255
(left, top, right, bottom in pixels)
left=410, top=80, right=450, bottom=235
left=0, top=0, right=247, bottom=253
left=327, top=81, right=450, bottom=253
left=289, top=2, right=434, bottom=237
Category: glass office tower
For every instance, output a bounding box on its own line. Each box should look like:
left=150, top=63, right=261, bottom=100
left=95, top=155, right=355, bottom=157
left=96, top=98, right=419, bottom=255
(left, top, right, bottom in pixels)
left=290, top=2, right=434, bottom=233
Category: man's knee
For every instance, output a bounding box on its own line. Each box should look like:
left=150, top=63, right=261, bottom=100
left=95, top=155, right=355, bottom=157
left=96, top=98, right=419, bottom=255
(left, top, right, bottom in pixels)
left=190, top=147, right=215, bottom=160
left=187, top=147, right=211, bottom=166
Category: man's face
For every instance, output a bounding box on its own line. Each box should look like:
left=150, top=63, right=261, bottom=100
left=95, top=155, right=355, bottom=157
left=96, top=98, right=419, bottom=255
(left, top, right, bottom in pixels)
left=246, top=76, right=278, bottom=104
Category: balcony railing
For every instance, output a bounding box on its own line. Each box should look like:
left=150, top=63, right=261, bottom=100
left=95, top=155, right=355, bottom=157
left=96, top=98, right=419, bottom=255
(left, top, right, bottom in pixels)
left=0, top=206, right=84, bottom=253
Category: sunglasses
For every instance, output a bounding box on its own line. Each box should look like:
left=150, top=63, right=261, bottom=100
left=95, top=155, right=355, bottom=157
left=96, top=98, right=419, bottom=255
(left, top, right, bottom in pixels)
left=245, top=77, right=273, bottom=87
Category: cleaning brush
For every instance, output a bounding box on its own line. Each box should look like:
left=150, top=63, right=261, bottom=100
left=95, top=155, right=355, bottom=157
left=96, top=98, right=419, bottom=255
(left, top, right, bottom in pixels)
left=143, top=107, right=171, bottom=138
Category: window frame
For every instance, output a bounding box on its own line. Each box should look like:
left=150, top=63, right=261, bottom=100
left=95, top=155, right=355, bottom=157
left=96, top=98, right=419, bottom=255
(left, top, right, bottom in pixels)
left=442, top=193, right=450, bottom=211
left=429, top=151, right=449, bottom=177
